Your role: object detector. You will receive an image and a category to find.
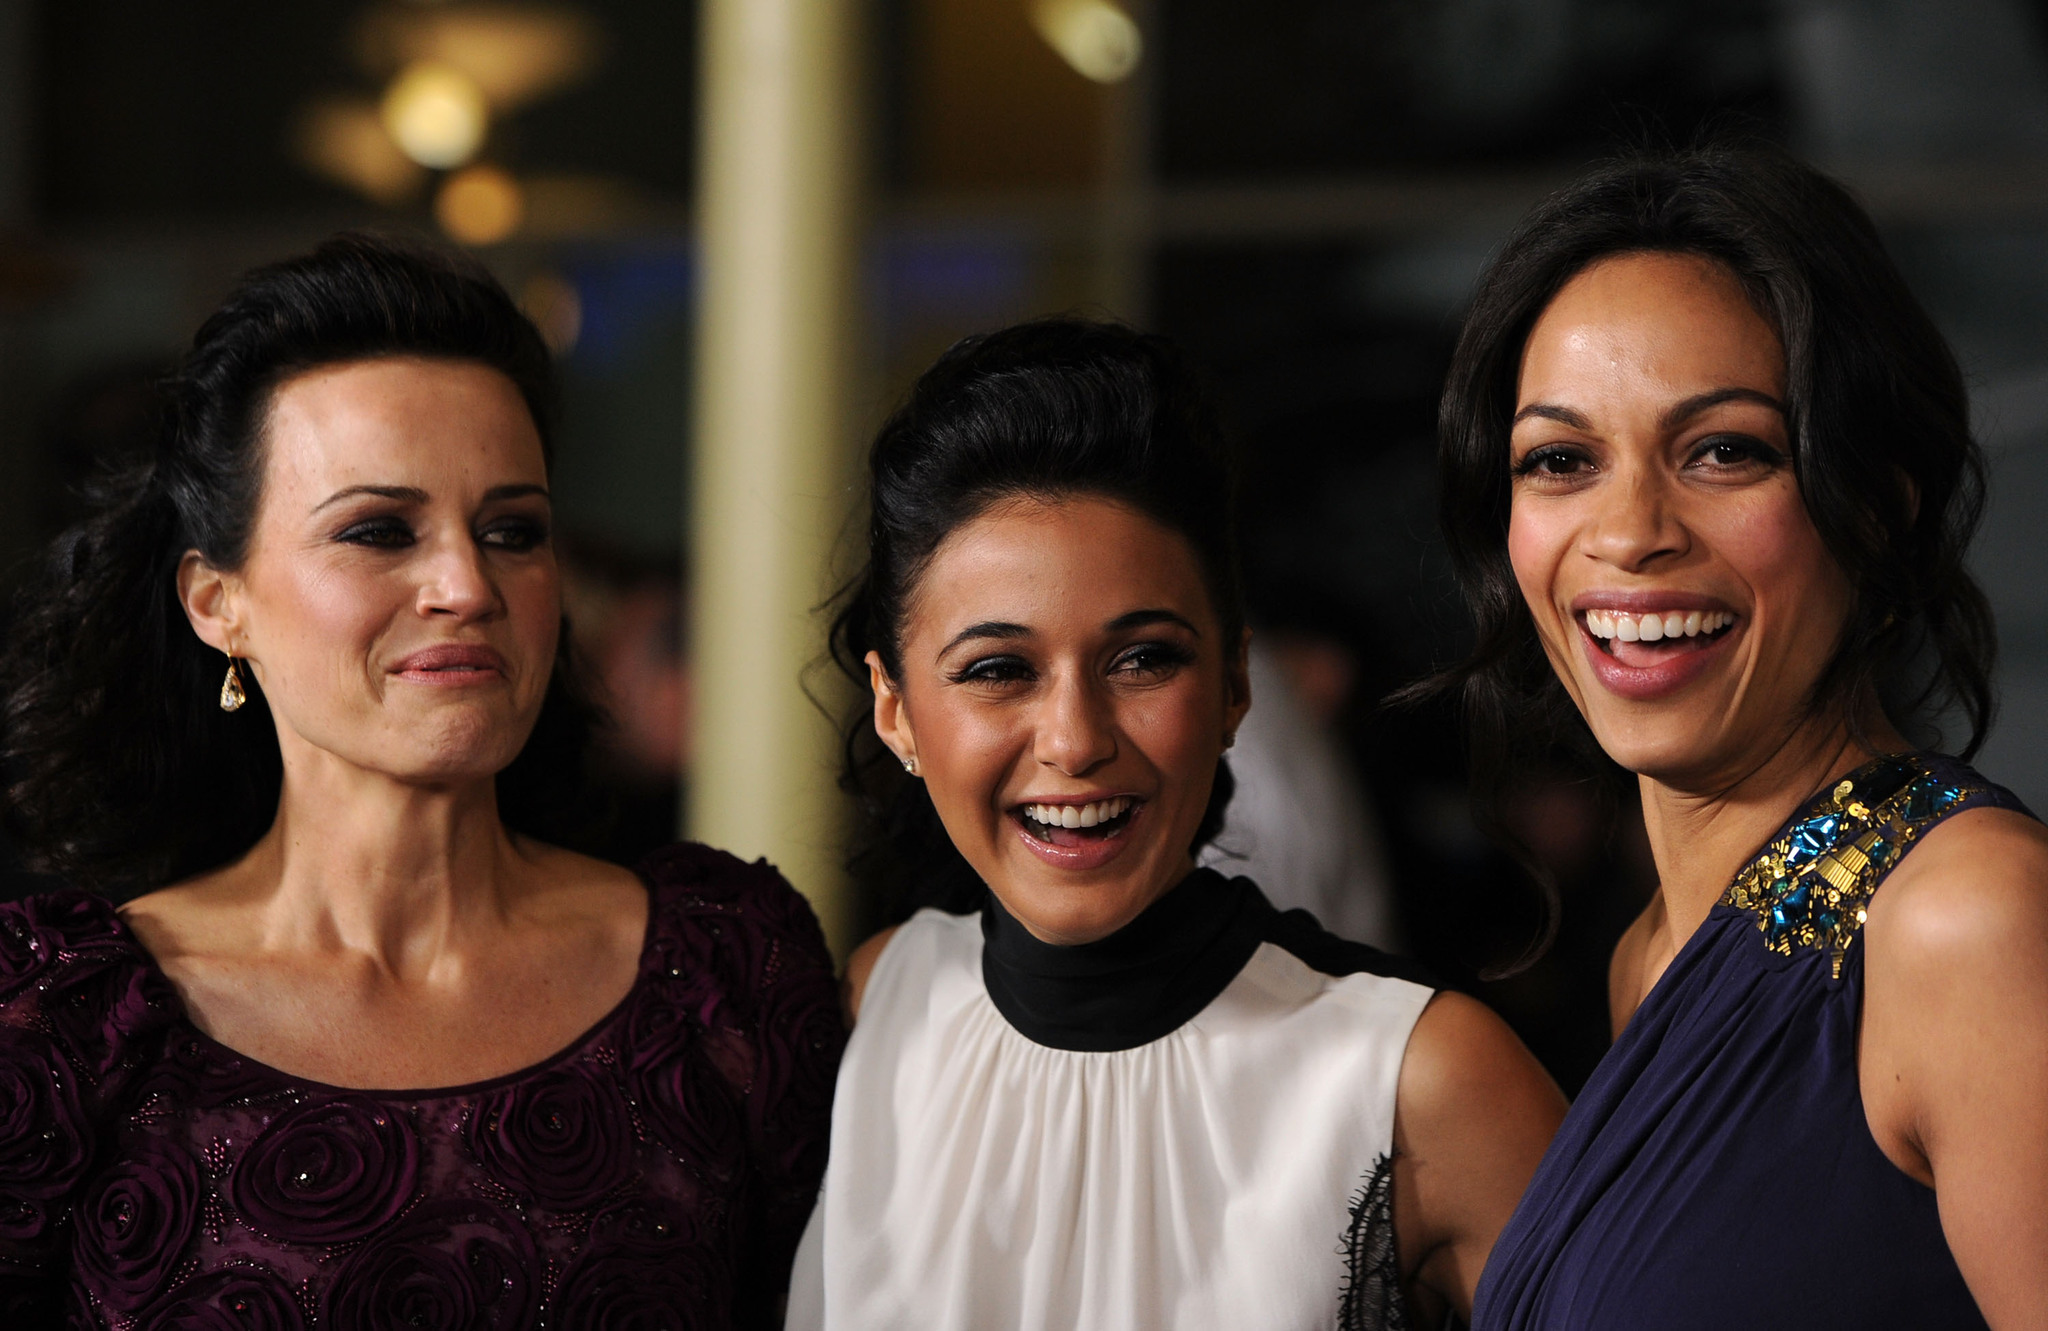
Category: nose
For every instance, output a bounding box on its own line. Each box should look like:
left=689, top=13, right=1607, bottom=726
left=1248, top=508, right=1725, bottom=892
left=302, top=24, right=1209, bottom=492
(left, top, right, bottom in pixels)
left=415, top=533, right=503, bottom=622
left=1033, top=669, right=1118, bottom=777
left=1581, top=459, right=1690, bottom=573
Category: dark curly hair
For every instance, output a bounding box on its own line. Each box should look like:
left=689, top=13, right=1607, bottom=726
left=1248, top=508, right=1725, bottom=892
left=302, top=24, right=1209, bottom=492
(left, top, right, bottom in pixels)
left=828, top=318, right=1244, bottom=921
left=1426, top=141, right=1995, bottom=850
left=1, top=231, right=606, bottom=894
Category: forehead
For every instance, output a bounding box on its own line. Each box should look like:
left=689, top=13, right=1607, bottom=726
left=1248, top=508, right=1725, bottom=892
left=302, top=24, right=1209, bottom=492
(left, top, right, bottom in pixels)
left=259, top=357, right=545, bottom=500
left=907, top=495, right=1215, bottom=638
left=1517, top=251, right=1786, bottom=411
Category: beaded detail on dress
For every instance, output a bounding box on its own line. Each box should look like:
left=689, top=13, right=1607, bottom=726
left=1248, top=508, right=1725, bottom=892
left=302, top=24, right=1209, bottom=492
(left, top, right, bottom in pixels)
left=1722, top=753, right=1989, bottom=979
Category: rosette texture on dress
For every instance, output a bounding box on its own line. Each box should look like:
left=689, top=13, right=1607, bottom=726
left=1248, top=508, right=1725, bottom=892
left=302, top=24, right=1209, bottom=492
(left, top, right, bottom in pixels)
left=0, top=843, right=843, bottom=1329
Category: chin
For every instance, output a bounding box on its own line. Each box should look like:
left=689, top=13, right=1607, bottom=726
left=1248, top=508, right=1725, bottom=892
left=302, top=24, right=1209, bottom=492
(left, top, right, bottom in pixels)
left=384, top=718, right=532, bottom=785
left=1585, top=710, right=1739, bottom=787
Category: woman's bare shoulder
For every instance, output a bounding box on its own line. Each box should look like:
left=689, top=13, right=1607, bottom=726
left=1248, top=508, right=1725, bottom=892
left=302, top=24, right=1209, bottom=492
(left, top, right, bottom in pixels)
left=842, top=926, right=901, bottom=1025
left=1868, top=806, right=2048, bottom=959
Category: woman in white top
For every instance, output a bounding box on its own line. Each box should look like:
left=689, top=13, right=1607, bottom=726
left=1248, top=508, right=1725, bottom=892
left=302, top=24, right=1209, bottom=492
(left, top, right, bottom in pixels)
left=790, top=319, right=1564, bottom=1329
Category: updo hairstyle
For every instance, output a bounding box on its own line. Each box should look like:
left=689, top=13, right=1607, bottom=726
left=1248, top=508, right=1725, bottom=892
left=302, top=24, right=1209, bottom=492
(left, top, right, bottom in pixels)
left=1430, top=142, right=1996, bottom=808
left=829, top=318, right=1244, bottom=920
left=0, top=232, right=604, bottom=894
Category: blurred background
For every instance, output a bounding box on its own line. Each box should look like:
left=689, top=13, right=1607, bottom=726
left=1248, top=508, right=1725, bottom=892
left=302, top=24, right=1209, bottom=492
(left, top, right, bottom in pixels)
left=3, top=0, right=2048, bottom=1094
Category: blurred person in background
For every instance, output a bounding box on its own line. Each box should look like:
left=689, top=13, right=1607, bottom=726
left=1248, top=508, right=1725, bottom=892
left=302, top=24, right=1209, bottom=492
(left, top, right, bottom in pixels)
left=1436, top=146, right=2048, bottom=1329
left=792, top=319, right=1564, bottom=1330
left=559, top=537, right=692, bottom=867
left=0, top=235, right=840, bottom=1327
left=1200, top=631, right=1401, bottom=948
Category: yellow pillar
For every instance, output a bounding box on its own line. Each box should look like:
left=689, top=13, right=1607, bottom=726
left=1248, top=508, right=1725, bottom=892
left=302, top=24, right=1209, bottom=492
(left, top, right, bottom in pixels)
left=688, top=0, right=860, bottom=954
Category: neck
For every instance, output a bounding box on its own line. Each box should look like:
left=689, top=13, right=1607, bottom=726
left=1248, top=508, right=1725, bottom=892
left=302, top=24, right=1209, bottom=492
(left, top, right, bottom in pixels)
left=231, top=746, right=523, bottom=978
left=1638, top=705, right=1909, bottom=945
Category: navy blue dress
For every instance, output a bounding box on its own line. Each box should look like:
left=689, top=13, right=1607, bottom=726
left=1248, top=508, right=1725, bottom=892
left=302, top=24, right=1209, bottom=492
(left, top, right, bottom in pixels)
left=1474, top=753, right=2029, bottom=1330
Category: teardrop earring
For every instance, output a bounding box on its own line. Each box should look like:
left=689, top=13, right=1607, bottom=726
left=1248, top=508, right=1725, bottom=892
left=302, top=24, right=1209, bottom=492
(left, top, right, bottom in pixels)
left=219, top=658, right=247, bottom=713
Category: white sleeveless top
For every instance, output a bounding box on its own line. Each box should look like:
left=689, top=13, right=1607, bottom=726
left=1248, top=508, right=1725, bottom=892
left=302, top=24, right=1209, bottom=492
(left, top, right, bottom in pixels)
left=786, top=870, right=1435, bottom=1331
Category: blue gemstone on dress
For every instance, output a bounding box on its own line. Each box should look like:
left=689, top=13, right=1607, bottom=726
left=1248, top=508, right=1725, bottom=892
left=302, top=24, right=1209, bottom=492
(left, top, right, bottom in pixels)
left=1784, top=815, right=1839, bottom=867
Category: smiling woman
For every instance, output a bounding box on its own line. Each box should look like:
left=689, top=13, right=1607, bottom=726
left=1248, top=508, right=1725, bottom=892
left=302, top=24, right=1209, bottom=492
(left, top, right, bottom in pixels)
left=791, top=319, right=1565, bottom=1330
left=1436, top=147, right=2048, bottom=1331
left=0, top=235, right=841, bottom=1327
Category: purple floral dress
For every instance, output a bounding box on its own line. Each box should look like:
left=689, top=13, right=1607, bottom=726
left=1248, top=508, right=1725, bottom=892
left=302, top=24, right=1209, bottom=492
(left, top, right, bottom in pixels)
left=0, top=843, right=846, bottom=1330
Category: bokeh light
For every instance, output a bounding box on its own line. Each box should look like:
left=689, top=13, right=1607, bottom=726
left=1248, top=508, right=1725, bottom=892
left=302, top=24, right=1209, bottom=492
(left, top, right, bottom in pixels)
left=1028, top=0, right=1143, bottom=85
left=381, top=60, right=489, bottom=169
left=434, top=163, right=524, bottom=244
left=520, top=271, right=583, bottom=356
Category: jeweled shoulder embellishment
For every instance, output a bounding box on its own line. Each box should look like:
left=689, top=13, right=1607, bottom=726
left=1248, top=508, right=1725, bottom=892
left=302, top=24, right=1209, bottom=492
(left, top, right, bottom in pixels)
left=1721, top=756, right=1982, bottom=979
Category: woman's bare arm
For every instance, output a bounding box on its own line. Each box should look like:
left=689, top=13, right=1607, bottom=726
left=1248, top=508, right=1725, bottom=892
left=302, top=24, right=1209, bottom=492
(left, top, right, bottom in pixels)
left=1862, top=807, right=2048, bottom=1330
left=1391, top=991, right=1568, bottom=1321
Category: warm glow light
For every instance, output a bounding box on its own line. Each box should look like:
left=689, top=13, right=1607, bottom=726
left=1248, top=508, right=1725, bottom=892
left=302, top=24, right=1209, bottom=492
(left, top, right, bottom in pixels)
left=357, top=5, right=602, bottom=112
left=295, top=98, right=424, bottom=204
left=382, top=60, right=489, bottom=168
left=520, top=272, right=583, bottom=355
left=1028, top=0, right=1142, bottom=84
left=435, top=164, right=524, bottom=244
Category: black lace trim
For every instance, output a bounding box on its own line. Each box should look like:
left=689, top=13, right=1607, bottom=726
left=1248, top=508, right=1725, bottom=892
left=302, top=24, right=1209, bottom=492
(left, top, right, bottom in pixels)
left=1339, top=1152, right=1410, bottom=1331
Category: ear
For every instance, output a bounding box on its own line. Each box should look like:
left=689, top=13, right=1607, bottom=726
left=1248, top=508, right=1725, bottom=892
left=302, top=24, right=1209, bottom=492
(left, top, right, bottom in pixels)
left=1223, top=627, right=1253, bottom=744
left=866, top=650, right=917, bottom=769
left=177, top=549, right=242, bottom=657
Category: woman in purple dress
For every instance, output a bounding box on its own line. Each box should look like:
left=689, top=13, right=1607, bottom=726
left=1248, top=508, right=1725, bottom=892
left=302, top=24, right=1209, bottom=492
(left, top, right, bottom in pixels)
left=1437, top=146, right=2048, bottom=1327
left=0, top=235, right=843, bottom=1328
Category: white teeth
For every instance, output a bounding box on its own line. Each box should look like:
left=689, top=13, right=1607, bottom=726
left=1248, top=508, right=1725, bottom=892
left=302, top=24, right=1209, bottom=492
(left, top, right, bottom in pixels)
left=1586, top=609, right=1734, bottom=642
left=1024, top=797, right=1133, bottom=829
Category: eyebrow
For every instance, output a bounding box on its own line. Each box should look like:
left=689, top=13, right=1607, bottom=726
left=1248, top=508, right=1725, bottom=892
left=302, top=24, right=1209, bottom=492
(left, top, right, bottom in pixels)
left=1511, top=388, right=1785, bottom=433
left=1107, top=608, right=1201, bottom=635
left=1511, top=403, right=1592, bottom=429
left=1659, top=387, right=1785, bottom=428
left=937, top=607, right=1201, bottom=656
left=310, top=482, right=550, bottom=515
left=939, top=620, right=1031, bottom=654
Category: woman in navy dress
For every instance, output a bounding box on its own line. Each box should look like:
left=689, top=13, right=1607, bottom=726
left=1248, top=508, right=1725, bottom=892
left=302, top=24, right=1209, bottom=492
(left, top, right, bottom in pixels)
left=1436, top=146, right=2048, bottom=1327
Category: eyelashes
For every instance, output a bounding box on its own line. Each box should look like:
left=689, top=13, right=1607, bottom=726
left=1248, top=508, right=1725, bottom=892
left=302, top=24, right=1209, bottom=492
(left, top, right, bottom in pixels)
left=333, top=517, right=550, bottom=550
left=948, top=654, right=1031, bottom=685
left=943, top=641, right=1197, bottom=687
left=1509, top=433, right=1789, bottom=479
left=1511, top=446, right=1586, bottom=478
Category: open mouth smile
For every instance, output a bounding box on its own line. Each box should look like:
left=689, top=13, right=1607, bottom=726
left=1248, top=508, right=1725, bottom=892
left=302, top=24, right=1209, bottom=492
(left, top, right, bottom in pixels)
left=1583, top=608, right=1735, bottom=666
left=1017, top=796, right=1137, bottom=844
left=1576, top=604, right=1741, bottom=701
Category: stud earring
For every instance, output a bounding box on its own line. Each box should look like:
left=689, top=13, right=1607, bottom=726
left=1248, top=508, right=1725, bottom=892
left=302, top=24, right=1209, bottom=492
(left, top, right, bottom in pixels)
left=219, top=658, right=247, bottom=713
left=1222, top=731, right=1237, bottom=750
left=900, top=755, right=918, bottom=775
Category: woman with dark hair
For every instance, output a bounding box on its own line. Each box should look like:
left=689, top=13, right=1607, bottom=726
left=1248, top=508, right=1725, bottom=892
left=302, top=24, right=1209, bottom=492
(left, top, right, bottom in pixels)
left=1438, top=146, right=2048, bottom=1329
left=787, top=318, right=1565, bottom=1330
left=0, top=234, right=842, bottom=1327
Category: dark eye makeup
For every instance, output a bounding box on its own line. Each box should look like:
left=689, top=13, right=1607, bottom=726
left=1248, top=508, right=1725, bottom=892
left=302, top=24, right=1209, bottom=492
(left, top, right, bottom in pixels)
left=1113, top=641, right=1196, bottom=676
left=1511, top=445, right=1591, bottom=478
left=332, top=513, right=550, bottom=551
left=1687, top=432, right=1787, bottom=469
left=948, top=654, right=1034, bottom=686
left=336, top=516, right=414, bottom=548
